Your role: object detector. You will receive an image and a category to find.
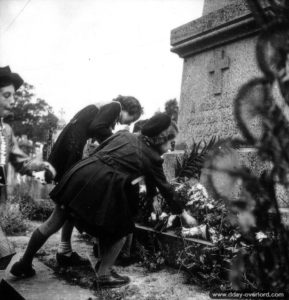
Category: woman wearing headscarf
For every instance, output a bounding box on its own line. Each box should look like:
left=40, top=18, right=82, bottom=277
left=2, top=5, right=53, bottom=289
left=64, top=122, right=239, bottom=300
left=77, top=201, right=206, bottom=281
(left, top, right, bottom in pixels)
left=11, top=113, right=182, bottom=288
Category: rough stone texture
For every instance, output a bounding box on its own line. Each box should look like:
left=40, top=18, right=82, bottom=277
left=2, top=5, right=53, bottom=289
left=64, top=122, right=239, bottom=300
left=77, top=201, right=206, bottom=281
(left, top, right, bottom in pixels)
left=203, top=0, right=242, bottom=15
left=162, top=151, right=184, bottom=182
left=170, top=0, right=262, bottom=58
left=171, top=0, right=250, bottom=47
left=202, top=149, right=289, bottom=209
left=163, top=149, right=289, bottom=209
left=170, top=0, right=276, bottom=147
left=177, top=36, right=262, bottom=146
left=168, top=0, right=289, bottom=210
left=235, top=148, right=271, bottom=177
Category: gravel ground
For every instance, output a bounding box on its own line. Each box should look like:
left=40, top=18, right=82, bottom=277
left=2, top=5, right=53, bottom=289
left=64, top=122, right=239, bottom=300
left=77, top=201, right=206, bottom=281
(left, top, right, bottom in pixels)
left=8, top=222, right=211, bottom=300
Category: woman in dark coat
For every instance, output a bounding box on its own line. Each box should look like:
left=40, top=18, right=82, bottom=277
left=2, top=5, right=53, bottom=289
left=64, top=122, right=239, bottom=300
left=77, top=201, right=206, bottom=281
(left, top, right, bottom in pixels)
left=11, top=113, right=182, bottom=288
left=49, top=96, right=143, bottom=183
left=48, top=96, right=143, bottom=266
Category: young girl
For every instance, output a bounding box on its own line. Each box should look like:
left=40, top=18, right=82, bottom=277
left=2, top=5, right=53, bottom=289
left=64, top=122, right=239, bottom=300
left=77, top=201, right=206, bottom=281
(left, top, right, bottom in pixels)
left=11, top=113, right=182, bottom=288
left=48, top=96, right=143, bottom=266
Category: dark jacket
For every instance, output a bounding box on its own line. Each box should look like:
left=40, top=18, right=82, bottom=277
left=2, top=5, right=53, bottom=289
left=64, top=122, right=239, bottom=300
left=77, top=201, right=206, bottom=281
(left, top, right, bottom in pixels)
left=50, top=131, right=182, bottom=239
left=48, top=102, right=121, bottom=182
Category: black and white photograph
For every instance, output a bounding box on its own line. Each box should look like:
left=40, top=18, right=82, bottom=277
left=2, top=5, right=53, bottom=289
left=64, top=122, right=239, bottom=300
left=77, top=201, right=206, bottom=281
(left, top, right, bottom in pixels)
left=0, top=0, right=289, bottom=299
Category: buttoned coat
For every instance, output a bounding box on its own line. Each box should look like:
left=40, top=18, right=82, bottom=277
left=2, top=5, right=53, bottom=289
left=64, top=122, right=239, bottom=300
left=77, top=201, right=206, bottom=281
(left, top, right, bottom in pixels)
left=50, top=131, right=182, bottom=240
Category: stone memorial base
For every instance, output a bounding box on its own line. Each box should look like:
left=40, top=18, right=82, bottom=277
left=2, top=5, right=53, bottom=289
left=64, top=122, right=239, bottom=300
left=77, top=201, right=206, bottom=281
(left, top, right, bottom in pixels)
left=162, top=151, right=184, bottom=182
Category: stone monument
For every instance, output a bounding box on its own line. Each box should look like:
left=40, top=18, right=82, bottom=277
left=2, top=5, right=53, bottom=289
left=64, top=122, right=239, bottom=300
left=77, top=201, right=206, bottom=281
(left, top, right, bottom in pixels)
left=171, top=0, right=263, bottom=146
left=167, top=0, right=289, bottom=212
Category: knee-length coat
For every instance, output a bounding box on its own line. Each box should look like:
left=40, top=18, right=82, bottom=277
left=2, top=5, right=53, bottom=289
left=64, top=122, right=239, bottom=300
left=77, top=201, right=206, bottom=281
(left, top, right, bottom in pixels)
left=50, top=131, right=182, bottom=240
left=48, top=102, right=121, bottom=182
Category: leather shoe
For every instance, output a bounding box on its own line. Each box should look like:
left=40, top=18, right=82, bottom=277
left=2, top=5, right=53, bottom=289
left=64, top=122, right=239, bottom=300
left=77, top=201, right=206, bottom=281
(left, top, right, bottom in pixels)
left=110, top=268, right=130, bottom=281
left=10, top=260, right=36, bottom=278
left=94, top=273, right=130, bottom=289
left=94, top=261, right=130, bottom=282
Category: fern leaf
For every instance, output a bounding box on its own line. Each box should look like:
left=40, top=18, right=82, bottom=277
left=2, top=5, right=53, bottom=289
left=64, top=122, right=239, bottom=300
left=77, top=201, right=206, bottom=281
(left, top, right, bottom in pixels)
left=175, top=136, right=218, bottom=180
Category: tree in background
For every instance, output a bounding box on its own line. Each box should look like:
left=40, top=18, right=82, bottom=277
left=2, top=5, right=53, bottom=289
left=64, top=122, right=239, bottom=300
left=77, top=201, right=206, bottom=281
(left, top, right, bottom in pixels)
left=6, top=82, right=58, bottom=143
left=164, top=98, right=179, bottom=122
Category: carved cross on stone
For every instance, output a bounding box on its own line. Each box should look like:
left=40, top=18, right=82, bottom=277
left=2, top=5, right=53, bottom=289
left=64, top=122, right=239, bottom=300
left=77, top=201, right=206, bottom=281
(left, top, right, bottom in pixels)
left=208, top=49, right=230, bottom=95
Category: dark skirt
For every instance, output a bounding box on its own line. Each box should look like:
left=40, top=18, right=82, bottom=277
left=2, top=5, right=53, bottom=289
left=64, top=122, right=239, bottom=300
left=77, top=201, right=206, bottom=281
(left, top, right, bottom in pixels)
left=50, top=156, right=139, bottom=240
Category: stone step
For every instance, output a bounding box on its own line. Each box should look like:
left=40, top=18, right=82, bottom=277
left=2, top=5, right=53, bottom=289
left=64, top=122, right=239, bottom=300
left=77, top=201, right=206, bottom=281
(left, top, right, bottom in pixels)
left=1, top=254, right=96, bottom=300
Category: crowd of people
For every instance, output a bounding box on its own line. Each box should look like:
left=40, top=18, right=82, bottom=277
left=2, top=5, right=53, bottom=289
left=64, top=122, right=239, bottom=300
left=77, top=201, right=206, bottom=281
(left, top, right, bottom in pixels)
left=0, top=66, right=183, bottom=289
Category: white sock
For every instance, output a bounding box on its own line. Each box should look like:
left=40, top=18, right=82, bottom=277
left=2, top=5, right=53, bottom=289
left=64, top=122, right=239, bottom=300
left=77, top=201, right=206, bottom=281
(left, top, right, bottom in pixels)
left=58, top=242, right=72, bottom=256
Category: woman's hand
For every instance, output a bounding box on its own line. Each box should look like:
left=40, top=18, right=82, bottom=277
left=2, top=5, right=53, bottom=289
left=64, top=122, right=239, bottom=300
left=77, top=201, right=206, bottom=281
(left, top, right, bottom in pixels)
left=33, top=162, right=56, bottom=184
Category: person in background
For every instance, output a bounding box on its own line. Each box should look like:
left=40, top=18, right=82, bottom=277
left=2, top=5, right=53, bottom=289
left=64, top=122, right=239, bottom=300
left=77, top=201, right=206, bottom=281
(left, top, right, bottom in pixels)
left=11, top=113, right=182, bottom=288
left=47, top=95, right=143, bottom=267
left=0, top=66, right=55, bottom=272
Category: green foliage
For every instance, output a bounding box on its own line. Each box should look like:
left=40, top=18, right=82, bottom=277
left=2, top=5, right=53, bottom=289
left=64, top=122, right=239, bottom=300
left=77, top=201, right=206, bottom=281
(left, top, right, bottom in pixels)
left=10, top=181, right=54, bottom=222
left=17, top=194, right=54, bottom=221
left=177, top=244, right=228, bottom=288
left=172, top=182, right=240, bottom=289
left=175, top=136, right=217, bottom=180
left=7, top=82, right=58, bottom=143
left=135, top=235, right=166, bottom=272
left=0, top=203, right=28, bottom=236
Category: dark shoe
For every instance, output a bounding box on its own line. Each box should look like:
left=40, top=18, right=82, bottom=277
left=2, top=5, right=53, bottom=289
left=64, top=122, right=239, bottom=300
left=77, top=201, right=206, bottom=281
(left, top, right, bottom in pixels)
left=56, top=252, right=90, bottom=267
left=94, top=273, right=130, bottom=289
left=94, top=261, right=129, bottom=280
left=10, top=260, right=36, bottom=278
left=110, top=268, right=130, bottom=281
